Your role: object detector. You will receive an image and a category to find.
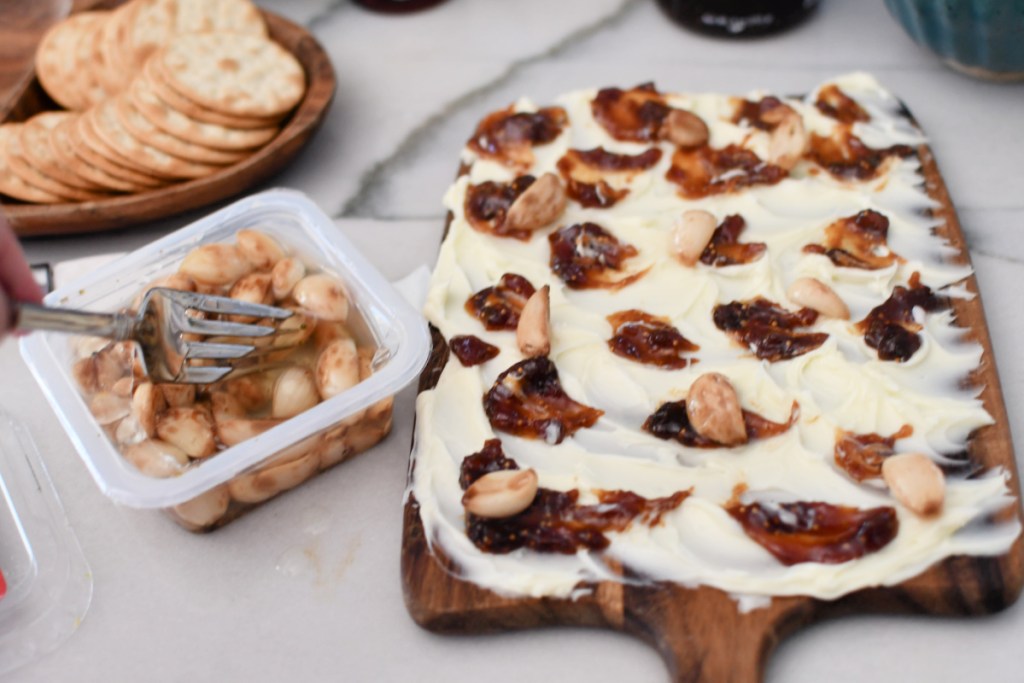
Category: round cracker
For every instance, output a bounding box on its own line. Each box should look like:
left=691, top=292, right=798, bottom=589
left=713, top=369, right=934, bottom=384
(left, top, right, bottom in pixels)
left=72, top=114, right=169, bottom=187
left=143, top=57, right=282, bottom=130
left=157, top=33, right=305, bottom=118
left=19, top=112, right=102, bottom=192
left=35, top=12, right=107, bottom=111
left=0, top=125, right=64, bottom=203
left=49, top=117, right=144, bottom=193
left=129, top=76, right=278, bottom=150
left=116, top=96, right=247, bottom=165
left=120, top=0, right=176, bottom=71
left=88, top=97, right=220, bottom=179
left=79, top=105, right=180, bottom=181
left=72, top=15, right=116, bottom=108
left=5, top=123, right=107, bottom=202
left=49, top=15, right=97, bottom=111
left=121, top=0, right=266, bottom=71
left=97, top=4, right=135, bottom=95
left=174, top=0, right=266, bottom=36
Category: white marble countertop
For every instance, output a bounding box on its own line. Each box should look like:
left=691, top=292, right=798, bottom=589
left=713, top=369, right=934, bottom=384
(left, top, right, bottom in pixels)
left=4, top=1, right=1024, bottom=681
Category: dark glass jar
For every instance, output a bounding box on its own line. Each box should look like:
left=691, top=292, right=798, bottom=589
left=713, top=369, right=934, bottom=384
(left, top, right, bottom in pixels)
left=353, top=0, right=450, bottom=13
left=655, top=0, right=820, bottom=37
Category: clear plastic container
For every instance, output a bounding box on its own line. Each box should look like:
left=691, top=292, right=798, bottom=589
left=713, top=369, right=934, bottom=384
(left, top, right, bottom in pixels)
left=0, top=411, right=92, bottom=675
left=20, top=189, right=431, bottom=530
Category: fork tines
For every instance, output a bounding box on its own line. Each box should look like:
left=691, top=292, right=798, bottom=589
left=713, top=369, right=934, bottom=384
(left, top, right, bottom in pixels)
left=167, top=289, right=293, bottom=320
left=153, top=289, right=294, bottom=383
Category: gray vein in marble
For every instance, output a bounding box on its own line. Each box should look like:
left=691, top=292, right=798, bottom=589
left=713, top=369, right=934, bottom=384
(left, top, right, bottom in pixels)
left=971, top=248, right=1024, bottom=267
left=335, top=0, right=640, bottom=219
left=305, top=0, right=353, bottom=31
left=960, top=206, right=1024, bottom=212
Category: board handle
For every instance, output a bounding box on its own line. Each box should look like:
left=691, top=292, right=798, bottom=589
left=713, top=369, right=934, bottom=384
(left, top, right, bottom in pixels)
left=622, top=585, right=814, bottom=683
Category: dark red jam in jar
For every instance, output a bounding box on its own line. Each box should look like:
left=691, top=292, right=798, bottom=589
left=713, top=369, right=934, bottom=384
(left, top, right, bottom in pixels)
left=655, top=0, right=820, bottom=37
left=353, top=0, right=449, bottom=13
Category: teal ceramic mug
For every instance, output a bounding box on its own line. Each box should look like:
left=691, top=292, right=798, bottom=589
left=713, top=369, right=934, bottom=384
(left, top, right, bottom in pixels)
left=884, top=0, right=1024, bottom=80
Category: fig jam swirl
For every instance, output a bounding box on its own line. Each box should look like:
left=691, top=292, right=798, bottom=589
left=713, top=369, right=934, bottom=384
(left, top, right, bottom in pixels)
left=460, top=439, right=690, bottom=554
left=807, top=125, right=914, bottom=181
left=606, top=310, right=699, bottom=369
left=644, top=400, right=798, bottom=448
left=467, top=105, right=567, bottom=171
left=803, top=209, right=901, bottom=270
left=591, top=82, right=670, bottom=142
left=667, top=144, right=786, bottom=199
left=549, top=222, right=645, bottom=290
left=727, top=499, right=898, bottom=566
left=464, top=176, right=538, bottom=241
left=483, top=357, right=603, bottom=444
left=700, top=214, right=766, bottom=267
left=814, top=84, right=870, bottom=124
left=459, top=438, right=520, bottom=490
left=557, top=147, right=662, bottom=209
left=855, top=273, right=944, bottom=362
left=713, top=298, right=827, bottom=362
left=834, top=425, right=914, bottom=482
left=449, top=335, right=500, bottom=367
left=732, top=96, right=791, bottom=131
left=465, top=273, right=537, bottom=331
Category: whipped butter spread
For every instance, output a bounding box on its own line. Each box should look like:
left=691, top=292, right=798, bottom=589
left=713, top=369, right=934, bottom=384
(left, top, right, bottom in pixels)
left=411, top=73, right=1020, bottom=603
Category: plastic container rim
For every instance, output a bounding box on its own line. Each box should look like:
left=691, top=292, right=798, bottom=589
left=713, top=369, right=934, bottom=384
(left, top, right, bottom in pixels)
left=20, top=188, right=430, bottom=509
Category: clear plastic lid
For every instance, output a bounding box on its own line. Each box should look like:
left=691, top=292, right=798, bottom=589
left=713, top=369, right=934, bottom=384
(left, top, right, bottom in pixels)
left=20, top=189, right=431, bottom=509
left=0, top=411, right=92, bottom=676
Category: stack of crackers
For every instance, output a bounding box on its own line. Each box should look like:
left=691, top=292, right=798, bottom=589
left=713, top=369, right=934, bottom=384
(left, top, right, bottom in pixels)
left=0, top=0, right=306, bottom=204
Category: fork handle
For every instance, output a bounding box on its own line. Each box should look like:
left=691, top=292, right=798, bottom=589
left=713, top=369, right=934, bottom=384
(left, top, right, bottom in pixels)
left=15, top=302, right=136, bottom=341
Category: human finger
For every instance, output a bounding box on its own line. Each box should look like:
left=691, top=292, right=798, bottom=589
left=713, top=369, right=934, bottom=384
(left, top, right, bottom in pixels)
left=0, top=212, right=42, bottom=304
left=0, top=288, right=10, bottom=335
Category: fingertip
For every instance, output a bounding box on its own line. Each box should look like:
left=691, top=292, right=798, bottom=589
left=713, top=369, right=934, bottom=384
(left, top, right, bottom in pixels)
left=0, top=290, right=10, bottom=339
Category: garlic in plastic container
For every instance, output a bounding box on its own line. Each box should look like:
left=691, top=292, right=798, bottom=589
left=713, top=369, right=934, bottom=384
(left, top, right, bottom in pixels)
left=20, top=189, right=431, bottom=531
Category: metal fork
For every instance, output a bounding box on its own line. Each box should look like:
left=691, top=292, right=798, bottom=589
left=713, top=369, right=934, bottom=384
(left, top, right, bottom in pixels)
left=15, top=288, right=293, bottom=384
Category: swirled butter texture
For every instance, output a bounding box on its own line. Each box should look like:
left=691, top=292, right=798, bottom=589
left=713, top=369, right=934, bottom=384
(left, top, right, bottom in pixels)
left=411, top=73, right=1020, bottom=604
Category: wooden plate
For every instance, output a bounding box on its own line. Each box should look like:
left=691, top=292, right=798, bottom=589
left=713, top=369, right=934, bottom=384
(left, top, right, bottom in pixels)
left=0, top=6, right=335, bottom=237
left=401, top=110, right=1024, bottom=682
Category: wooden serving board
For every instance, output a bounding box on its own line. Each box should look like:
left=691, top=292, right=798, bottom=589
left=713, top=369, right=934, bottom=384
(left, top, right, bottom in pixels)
left=0, top=2, right=335, bottom=237
left=401, top=121, right=1024, bottom=682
